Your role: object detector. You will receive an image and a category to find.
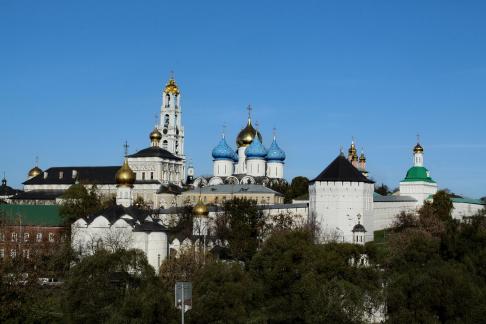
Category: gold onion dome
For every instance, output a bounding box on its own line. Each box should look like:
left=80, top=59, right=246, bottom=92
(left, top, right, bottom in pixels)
left=164, top=78, right=180, bottom=95
left=28, top=166, right=42, bottom=178
left=348, top=142, right=357, bottom=156
left=116, top=159, right=136, bottom=187
left=236, top=118, right=262, bottom=147
left=359, top=152, right=366, bottom=162
left=150, top=127, right=162, bottom=142
left=193, top=199, right=209, bottom=217
left=414, top=143, right=424, bottom=153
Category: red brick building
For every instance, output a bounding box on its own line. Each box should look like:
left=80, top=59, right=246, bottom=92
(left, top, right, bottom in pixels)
left=0, top=205, right=65, bottom=260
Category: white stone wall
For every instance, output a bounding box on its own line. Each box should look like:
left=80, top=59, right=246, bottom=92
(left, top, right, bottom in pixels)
left=72, top=216, right=168, bottom=273
left=399, top=181, right=438, bottom=205
left=452, top=202, right=484, bottom=220
left=310, top=181, right=374, bottom=243
left=373, top=201, right=418, bottom=230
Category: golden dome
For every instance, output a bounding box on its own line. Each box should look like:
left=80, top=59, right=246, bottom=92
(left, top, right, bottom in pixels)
left=115, top=159, right=135, bottom=187
left=164, top=78, right=180, bottom=95
left=150, top=127, right=162, bottom=142
left=236, top=118, right=262, bottom=147
left=359, top=152, right=366, bottom=162
left=348, top=142, right=357, bottom=156
left=414, top=143, right=424, bottom=153
left=28, top=166, right=42, bottom=178
left=192, top=199, right=209, bottom=217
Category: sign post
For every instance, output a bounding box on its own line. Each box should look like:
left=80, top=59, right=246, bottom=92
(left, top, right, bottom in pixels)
left=175, top=282, right=192, bottom=324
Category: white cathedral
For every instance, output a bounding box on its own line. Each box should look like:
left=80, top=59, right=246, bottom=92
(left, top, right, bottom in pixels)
left=192, top=108, right=286, bottom=188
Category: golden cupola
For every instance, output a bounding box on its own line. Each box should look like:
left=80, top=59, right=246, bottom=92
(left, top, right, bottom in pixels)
left=359, top=151, right=366, bottom=162
left=236, top=118, right=262, bottom=148
left=192, top=198, right=209, bottom=217
left=413, top=143, right=424, bottom=153
left=149, top=127, right=162, bottom=145
left=164, top=77, right=180, bottom=95
left=28, top=166, right=42, bottom=178
left=116, top=159, right=136, bottom=187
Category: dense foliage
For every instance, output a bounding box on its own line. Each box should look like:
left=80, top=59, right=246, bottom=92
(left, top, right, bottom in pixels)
left=1, top=192, right=485, bottom=323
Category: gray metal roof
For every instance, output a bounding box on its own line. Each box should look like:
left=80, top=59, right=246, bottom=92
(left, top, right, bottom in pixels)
left=373, top=193, right=417, bottom=203
left=186, top=184, right=283, bottom=196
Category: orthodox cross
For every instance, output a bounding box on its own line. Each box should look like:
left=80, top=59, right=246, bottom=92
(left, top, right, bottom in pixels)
left=222, top=123, right=227, bottom=138
left=35, top=156, right=39, bottom=167
left=416, top=133, right=420, bottom=143
left=123, top=141, right=129, bottom=157
left=247, top=104, right=252, bottom=118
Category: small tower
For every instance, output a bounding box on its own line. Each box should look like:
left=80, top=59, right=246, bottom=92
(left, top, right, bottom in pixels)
left=245, top=131, right=267, bottom=177
left=115, top=143, right=136, bottom=207
left=352, top=214, right=367, bottom=245
left=212, top=133, right=236, bottom=177
left=266, top=130, right=286, bottom=179
left=413, top=136, right=424, bottom=167
left=149, top=127, right=162, bottom=147
left=399, top=138, right=438, bottom=205
left=192, top=198, right=210, bottom=237
left=159, top=73, right=185, bottom=159
left=186, top=160, right=195, bottom=185
left=348, top=139, right=358, bottom=168
left=359, top=150, right=368, bottom=178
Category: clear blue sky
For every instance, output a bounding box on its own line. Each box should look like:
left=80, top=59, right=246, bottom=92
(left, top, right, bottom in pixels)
left=1, top=0, right=485, bottom=197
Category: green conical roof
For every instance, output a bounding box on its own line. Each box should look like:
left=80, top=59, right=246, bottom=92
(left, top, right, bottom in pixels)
left=402, top=166, right=436, bottom=183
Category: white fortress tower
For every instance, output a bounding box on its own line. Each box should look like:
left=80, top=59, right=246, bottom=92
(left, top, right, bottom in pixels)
left=309, top=154, right=375, bottom=243
left=399, top=140, right=438, bottom=205
left=158, top=74, right=186, bottom=171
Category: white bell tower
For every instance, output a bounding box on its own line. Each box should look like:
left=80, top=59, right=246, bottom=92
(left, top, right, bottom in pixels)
left=158, top=72, right=185, bottom=159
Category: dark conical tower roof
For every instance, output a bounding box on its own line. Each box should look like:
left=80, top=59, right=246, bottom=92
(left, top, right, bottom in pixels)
left=311, top=155, right=374, bottom=184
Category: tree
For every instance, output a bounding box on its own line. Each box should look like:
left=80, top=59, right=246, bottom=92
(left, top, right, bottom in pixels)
left=59, top=184, right=111, bottom=225
left=374, top=183, right=390, bottom=196
left=215, top=198, right=266, bottom=264
left=250, top=230, right=382, bottom=323
left=63, top=249, right=177, bottom=323
left=188, top=262, right=258, bottom=324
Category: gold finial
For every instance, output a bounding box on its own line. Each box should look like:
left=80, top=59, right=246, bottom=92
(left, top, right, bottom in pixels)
left=164, top=71, right=180, bottom=95
left=193, top=198, right=209, bottom=217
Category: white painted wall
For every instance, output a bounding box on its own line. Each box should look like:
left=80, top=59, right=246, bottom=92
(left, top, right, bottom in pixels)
left=309, top=181, right=374, bottom=243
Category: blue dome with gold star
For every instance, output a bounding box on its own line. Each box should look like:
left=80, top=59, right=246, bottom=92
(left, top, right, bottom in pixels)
left=245, top=135, right=267, bottom=159
left=266, top=137, right=286, bottom=162
left=212, top=136, right=236, bottom=161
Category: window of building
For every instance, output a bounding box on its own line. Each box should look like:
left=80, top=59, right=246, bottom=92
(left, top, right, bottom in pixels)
left=59, top=171, right=64, bottom=179
left=142, top=172, right=146, bottom=180
left=36, top=233, right=42, bottom=242
left=24, top=233, right=29, bottom=242
left=48, top=233, right=55, bottom=242
left=10, top=249, right=16, bottom=258
left=22, top=249, right=29, bottom=259
left=150, top=172, right=154, bottom=180
left=11, top=232, right=17, bottom=242
left=0, top=232, right=4, bottom=241
left=0, top=249, right=4, bottom=259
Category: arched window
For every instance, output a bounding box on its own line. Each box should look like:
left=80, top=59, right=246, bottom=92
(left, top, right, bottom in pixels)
left=162, top=140, right=168, bottom=150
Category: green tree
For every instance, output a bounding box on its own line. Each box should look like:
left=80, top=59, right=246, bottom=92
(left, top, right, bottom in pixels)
left=59, top=184, right=111, bottom=225
left=215, top=198, right=266, bottom=264
left=374, top=183, right=390, bottom=196
left=250, top=230, right=382, bottom=323
left=63, top=249, right=176, bottom=324
left=189, top=262, right=258, bottom=324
